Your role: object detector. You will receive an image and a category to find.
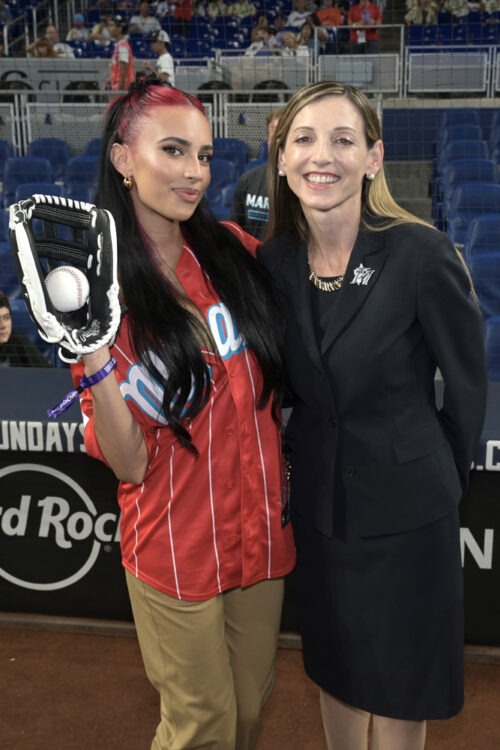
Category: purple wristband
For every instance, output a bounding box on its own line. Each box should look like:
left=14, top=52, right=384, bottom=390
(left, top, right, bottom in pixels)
left=47, top=356, right=117, bottom=419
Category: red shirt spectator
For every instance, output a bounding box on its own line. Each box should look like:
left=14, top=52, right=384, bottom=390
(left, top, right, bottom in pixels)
left=347, top=0, right=382, bottom=43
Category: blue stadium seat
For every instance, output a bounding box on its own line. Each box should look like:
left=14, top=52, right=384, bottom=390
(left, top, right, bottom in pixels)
left=0, top=138, right=15, bottom=163
left=83, top=138, right=103, bottom=157
left=0, top=241, right=22, bottom=300
left=26, top=137, right=72, bottom=181
left=447, top=183, right=500, bottom=244
left=462, top=214, right=500, bottom=263
left=484, top=316, right=500, bottom=381
left=468, top=252, right=500, bottom=319
left=14, top=182, right=65, bottom=202
left=9, top=298, right=39, bottom=345
left=209, top=158, right=236, bottom=188
left=64, top=156, right=99, bottom=201
left=437, top=23, right=467, bottom=45
left=0, top=209, right=9, bottom=242
left=437, top=139, right=489, bottom=177
left=442, top=159, right=498, bottom=220
left=439, top=109, right=480, bottom=130
left=439, top=124, right=483, bottom=152
left=213, top=138, right=249, bottom=177
left=2, top=157, right=53, bottom=207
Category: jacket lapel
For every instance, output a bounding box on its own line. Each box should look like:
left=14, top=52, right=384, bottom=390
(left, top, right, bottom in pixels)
left=320, top=227, right=389, bottom=355
left=281, top=241, right=326, bottom=374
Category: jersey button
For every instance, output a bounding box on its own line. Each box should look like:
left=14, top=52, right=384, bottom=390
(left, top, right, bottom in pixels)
left=226, top=429, right=233, bottom=436
left=343, top=465, right=356, bottom=477
left=226, top=480, right=235, bottom=489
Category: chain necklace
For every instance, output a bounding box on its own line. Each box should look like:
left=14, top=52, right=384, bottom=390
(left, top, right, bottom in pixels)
left=308, top=261, right=344, bottom=292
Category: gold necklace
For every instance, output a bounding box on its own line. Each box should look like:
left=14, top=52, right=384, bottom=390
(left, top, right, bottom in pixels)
left=308, top=261, right=344, bottom=292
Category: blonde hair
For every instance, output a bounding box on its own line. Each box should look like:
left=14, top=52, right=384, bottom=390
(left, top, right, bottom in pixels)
left=266, top=80, right=431, bottom=242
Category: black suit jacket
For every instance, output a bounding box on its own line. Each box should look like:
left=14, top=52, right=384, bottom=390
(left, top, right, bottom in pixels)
left=259, top=221, right=487, bottom=539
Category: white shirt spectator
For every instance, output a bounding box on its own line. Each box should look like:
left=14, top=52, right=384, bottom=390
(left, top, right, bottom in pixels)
left=53, top=41, right=75, bottom=58
left=129, top=13, right=162, bottom=34
left=156, top=50, right=175, bottom=85
left=286, top=10, right=312, bottom=27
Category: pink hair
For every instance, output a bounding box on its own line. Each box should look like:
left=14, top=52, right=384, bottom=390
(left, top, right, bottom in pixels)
left=112, top=84, right=207, bottom=146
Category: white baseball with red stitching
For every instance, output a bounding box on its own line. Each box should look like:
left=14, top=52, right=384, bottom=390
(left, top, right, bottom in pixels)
left=45, top=265, right=90, bottom=313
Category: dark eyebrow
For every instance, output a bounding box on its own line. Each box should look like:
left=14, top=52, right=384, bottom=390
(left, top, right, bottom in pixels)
left=292, top=126, right=357, bottom=134
left=158, top=136, right=213, bottom=150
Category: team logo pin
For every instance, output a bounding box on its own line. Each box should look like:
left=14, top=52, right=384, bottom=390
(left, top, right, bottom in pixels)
left=350, top=263, right=375, bottom=286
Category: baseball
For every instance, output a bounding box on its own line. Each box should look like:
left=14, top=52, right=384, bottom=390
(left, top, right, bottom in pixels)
left=45, top=265, right=90, bottom=313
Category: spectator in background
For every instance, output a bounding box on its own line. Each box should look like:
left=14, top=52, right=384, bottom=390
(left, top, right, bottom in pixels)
left=108, top=17, right=135, bottom=91
left=153, top=0, right=174, bottom=18
left=443, top=0, right=471, bottom=17
left=0, top=293, right=51, bottom=368
left=245, top=27, right=280, bottom=54
left=173, top=0, right=192, bottom=37
left=45, top=24, right=75, bottom=57
left=405, top=0, right=439, bottom=24
left=208, top=0, right=231, bottom=18
left=27, top=36, right=58, bottom=57
left=251, top=14, right=270, bottom=41
left=229, top=108, right=284, bottom=240
left=286, top=0, right=312, bottom=29
left=230, top=0, right=258, bottom=18
left=66, top=13, right=90, bottom=42
left=317, top=0, right=344, bottom=27
left=89, top=14, right=114, bottom=48
left=347, top=0, right=382, bottom=53
left=130, top=2, right=162, bottom=34
left=143, top=29, right=175, bottom=85
left=281, top=30, right=301, bottom=54
left=0, top=1, right=12, bottom=26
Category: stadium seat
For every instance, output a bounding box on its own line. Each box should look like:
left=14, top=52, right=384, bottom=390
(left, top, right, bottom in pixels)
left=467, top=252, right=500, bottom=319
left=437, top=139, right=489, bottom=177
left=209, top=158, right=236, bottom=188
left=9, top=298, right=39, bottom=344
left=462, top=214, right=500, bottom=262
left=0, top=138, right=15, bottom=163
left=438, top=109, right=480, bottom=130
left=64, top=156, right=99, bottom=201
left=0, top=209, right=9, bottom=242
left=439, top=124, right=483, bottom=152
left=442, top=159, right=498, bottom=220
left=83, top=138, right=103, bottom=157
left=0, top=241, right=22, bottom=300
left=2, top=157, right=53, bottom=207
left=212, top=138, right=249, bottom=177
left=447, top=183, right=500, bottom=244
left=255, top=140, right=268, bottom=161
left=484, top=316, right=500, bottom=381
left=26, top=137, right=72, bottom=181
left=14, top=182, right=65, bottom=202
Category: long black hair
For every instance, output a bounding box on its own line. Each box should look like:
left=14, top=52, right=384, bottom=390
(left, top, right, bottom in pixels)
left=95, top=75, right=285, bottom=450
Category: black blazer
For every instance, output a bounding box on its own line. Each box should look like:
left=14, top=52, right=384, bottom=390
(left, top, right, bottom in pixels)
left=259, top=221, right=487, bottom=539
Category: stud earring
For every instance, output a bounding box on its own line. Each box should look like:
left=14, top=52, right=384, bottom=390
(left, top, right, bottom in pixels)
left=123, top=176, right=133, bottom=190
left=367, top=173, right=376, bottom=181
left=278, top=169, right=286, bottom=177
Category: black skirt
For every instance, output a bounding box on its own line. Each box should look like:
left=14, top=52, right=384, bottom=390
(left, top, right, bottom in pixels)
left=293, top=510, right=464, bottom=721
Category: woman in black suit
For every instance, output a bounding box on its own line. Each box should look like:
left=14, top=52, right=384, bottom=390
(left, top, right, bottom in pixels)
left=259, top=81, right=487, bottom=749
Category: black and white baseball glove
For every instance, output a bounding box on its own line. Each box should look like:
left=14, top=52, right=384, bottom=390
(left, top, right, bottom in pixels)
left=9, top=194, right=121, bottom=362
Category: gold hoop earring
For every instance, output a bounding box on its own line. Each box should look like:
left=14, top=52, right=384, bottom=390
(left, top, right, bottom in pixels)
left=123, top=176, right=133, bottom=190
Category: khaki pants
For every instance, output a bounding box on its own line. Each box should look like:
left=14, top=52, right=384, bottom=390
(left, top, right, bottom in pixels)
left=126, top=571, right=284, bottom=750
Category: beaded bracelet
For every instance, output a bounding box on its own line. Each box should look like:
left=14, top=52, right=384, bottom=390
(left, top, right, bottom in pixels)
left=47, top=356, right=118, bottom=419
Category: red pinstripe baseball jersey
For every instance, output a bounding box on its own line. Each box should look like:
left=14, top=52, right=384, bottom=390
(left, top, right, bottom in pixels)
left=74, top=226, right=295, bottom=600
